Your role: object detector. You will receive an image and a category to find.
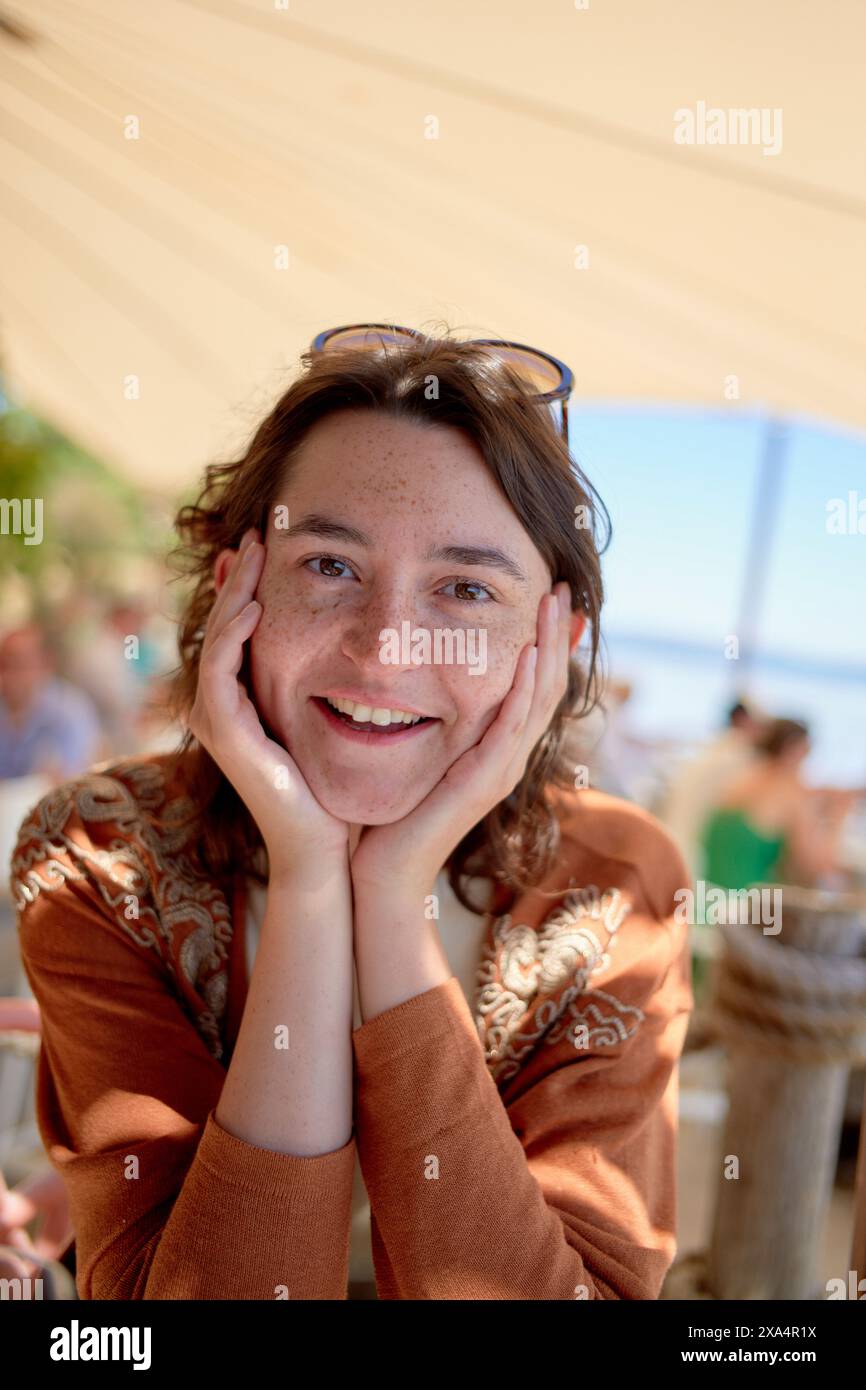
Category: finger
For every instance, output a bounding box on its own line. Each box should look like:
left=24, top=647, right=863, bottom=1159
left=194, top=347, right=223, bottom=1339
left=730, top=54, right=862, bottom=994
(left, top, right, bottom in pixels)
left=462, top=640, right=538, bottom=782
left=192, top=602, right=262, bottom=749
left=206, top=527, right=255, bottom=620
left=510, top=591, right=557, bottom=752
left=208, top=537, right=263, bottom=636
left=409, top=640, right=538, bottom=856
left=0, top=1189, right=37, bottom=1227
left=14, top=1173, right=71, bottom=1250
left=498, top=585, right=571, bottom=778
left=528, top=585, right=570, bottom=730
left=0, top=1249, right=34, bottom=1280
left=33, top=1202, right=74, bottom=1257
left=204, top=533, right=264, bottom=652
left=199, top=601, right=261, bottom=702
left=533, top=590, right=560, bottom=703
left=3, top=1224, right=37, bottom=1255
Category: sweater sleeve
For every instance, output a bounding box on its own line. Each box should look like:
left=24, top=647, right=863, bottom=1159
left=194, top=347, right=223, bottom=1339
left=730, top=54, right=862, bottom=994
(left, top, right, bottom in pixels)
left=351, top=872, right=692, bottom=1300
left=11, top=790, right=355, bottom=1301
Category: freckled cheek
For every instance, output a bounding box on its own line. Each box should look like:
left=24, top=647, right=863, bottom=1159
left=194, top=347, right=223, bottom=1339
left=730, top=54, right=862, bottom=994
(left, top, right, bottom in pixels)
left=485, top=620, right=529, bottom=683
left=448, top=625, right=527, bottom=732
left=248, top=577, right=338, bottom=687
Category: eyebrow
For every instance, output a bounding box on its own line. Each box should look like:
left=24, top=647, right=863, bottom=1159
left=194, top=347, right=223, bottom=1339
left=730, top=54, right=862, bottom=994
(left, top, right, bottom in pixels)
left=432, top=543, right=529, bottom=586
left=275, top=512, right=529, bottom=584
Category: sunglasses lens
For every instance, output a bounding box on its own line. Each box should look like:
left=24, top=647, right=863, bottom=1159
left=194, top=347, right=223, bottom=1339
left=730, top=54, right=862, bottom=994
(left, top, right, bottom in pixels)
left=318, top=326, right=417, bottom=352
left=479, top=345, right=564, bottom=397
left=312, top=327, right=570, bottom=440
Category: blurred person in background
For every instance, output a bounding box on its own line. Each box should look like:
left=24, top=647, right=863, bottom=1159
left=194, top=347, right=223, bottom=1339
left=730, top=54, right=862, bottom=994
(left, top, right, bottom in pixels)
left=658, top=698, right=765, bottom=883
left=699, top=716, right=862, bottom=892
left=0, top=624, right=105, bottom=783
left=564, top=676, right=664, bottom=803
left=61, top=596, right=159, bottom=759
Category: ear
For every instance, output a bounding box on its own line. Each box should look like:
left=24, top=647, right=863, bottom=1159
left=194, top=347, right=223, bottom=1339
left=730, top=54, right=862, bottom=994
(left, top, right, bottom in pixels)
left=569, top=610, right=588, bottom=654
left=213, top=547, right=238, bottom=596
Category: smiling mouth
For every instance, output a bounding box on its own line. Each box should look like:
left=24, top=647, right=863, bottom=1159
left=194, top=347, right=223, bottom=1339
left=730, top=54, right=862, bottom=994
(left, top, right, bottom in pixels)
left=311, top=695, right=439, bottom=739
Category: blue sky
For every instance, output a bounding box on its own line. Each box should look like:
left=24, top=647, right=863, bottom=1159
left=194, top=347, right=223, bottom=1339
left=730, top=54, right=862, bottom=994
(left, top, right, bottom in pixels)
left=571, top=405, right=866, bottom=669
left=566, top=405, right=866, bottom=780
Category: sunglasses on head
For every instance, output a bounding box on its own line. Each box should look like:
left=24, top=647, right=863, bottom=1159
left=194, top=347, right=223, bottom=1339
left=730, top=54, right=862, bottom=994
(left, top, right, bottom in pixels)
left=310, top=322, right=574, bottom=445
left=255, top=324, right=574, bottom=539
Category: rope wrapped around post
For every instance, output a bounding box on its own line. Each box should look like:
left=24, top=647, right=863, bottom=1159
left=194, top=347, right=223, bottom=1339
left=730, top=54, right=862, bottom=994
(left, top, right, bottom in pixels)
left=663, top=886, right=866, bottom=1301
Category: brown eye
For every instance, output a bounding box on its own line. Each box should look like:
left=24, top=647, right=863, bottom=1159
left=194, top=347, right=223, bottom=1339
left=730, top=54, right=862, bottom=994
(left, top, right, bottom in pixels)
left=305, top=555, right=355, bottom=580
left=443, top=579, right=494, bottom=603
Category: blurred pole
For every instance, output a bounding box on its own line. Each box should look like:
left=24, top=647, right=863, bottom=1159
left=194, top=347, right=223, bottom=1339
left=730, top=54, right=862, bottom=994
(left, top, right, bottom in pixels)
left=733, top=416, right=789, bottom=683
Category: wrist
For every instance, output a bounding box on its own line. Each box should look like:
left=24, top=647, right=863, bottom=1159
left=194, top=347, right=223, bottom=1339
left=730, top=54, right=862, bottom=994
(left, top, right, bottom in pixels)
left=351, top=857, right=436, bottom=904
left=353, top=878, right=436, bottom=922
left=267, top=849, right=351, bottom=896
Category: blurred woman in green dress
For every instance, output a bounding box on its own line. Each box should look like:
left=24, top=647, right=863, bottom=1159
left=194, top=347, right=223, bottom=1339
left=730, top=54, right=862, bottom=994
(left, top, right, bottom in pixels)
left=700, top=717, right=857, bottom=893
left=689, top=718, right=860, bottom=1003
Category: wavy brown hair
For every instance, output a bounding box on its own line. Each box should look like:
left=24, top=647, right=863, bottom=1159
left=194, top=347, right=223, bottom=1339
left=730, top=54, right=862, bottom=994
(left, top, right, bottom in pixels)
left=163, top=329, right=611, bottom=913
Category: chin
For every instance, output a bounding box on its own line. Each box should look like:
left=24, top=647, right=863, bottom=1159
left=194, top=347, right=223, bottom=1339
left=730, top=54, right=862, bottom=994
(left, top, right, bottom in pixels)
left=301, top=766, right=426, bottom=826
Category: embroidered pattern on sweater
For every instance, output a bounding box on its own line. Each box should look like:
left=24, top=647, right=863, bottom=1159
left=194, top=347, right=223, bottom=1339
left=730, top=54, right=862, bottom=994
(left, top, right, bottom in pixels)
left=10, top=759, right=234, bottom=1061
left=475, top=885, right=634, bottom=1082
left=11, top=758, right=645, bottom=1081
left=544, top=988, right=646, bottom=1051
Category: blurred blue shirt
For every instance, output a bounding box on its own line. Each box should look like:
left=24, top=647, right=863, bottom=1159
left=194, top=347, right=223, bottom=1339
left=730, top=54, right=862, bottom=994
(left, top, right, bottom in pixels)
left=0, top=678, right=103, bottom=780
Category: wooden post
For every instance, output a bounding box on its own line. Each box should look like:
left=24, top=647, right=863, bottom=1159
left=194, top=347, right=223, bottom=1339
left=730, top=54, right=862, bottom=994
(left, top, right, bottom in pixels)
left=707, top=1047, right=850, bottom=1298
left=703, top=892, right=866, bottom=1300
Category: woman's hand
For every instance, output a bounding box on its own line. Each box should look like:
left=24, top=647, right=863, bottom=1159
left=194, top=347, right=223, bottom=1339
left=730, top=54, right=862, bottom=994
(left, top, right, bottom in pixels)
left=0, top=1167, right=72, bottom=1275
left=350, top=582, right=574, bottom=901
left=187, top=526, right=350, bottom=879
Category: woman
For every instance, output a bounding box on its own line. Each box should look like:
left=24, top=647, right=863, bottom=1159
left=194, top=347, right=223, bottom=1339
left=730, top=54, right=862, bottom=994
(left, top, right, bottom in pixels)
left=700, top=717, right=859, bottom=892
left=11, top=327, right=693, bottom=1301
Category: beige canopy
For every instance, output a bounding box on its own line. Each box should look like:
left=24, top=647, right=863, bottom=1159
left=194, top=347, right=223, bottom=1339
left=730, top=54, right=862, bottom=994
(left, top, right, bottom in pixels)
left=1, top=0, right=864, bottom=492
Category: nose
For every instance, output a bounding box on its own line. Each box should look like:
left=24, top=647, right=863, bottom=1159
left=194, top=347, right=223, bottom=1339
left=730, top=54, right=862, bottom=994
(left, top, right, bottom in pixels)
left=338, top=582, right=419, bottom=674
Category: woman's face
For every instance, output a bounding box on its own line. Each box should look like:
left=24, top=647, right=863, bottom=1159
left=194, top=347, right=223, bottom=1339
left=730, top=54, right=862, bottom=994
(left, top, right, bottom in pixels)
left=787, top=735, right=811, bottom=768
left=217, top=408, right=575, bottom=825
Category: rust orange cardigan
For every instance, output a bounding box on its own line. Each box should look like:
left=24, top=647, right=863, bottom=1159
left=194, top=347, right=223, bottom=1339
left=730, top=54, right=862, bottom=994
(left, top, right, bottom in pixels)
left=9, top=750, right=693, bottom=1300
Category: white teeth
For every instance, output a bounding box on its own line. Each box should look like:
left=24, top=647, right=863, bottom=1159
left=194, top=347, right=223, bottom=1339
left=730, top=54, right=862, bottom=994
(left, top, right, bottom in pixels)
left=325, top=696, right=424, bottom=726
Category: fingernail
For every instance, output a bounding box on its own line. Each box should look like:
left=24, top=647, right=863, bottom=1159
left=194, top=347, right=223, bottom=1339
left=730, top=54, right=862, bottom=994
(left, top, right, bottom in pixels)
left=558, top=584, right=570, bottom=615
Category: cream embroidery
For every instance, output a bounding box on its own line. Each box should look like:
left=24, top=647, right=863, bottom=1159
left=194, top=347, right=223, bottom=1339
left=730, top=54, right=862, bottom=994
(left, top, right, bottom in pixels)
left=545, top=988, right=646, bottom=1051
left=10, top=758, right=233, bottom=1061
left=475, top=885, right=635, bottom=1082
